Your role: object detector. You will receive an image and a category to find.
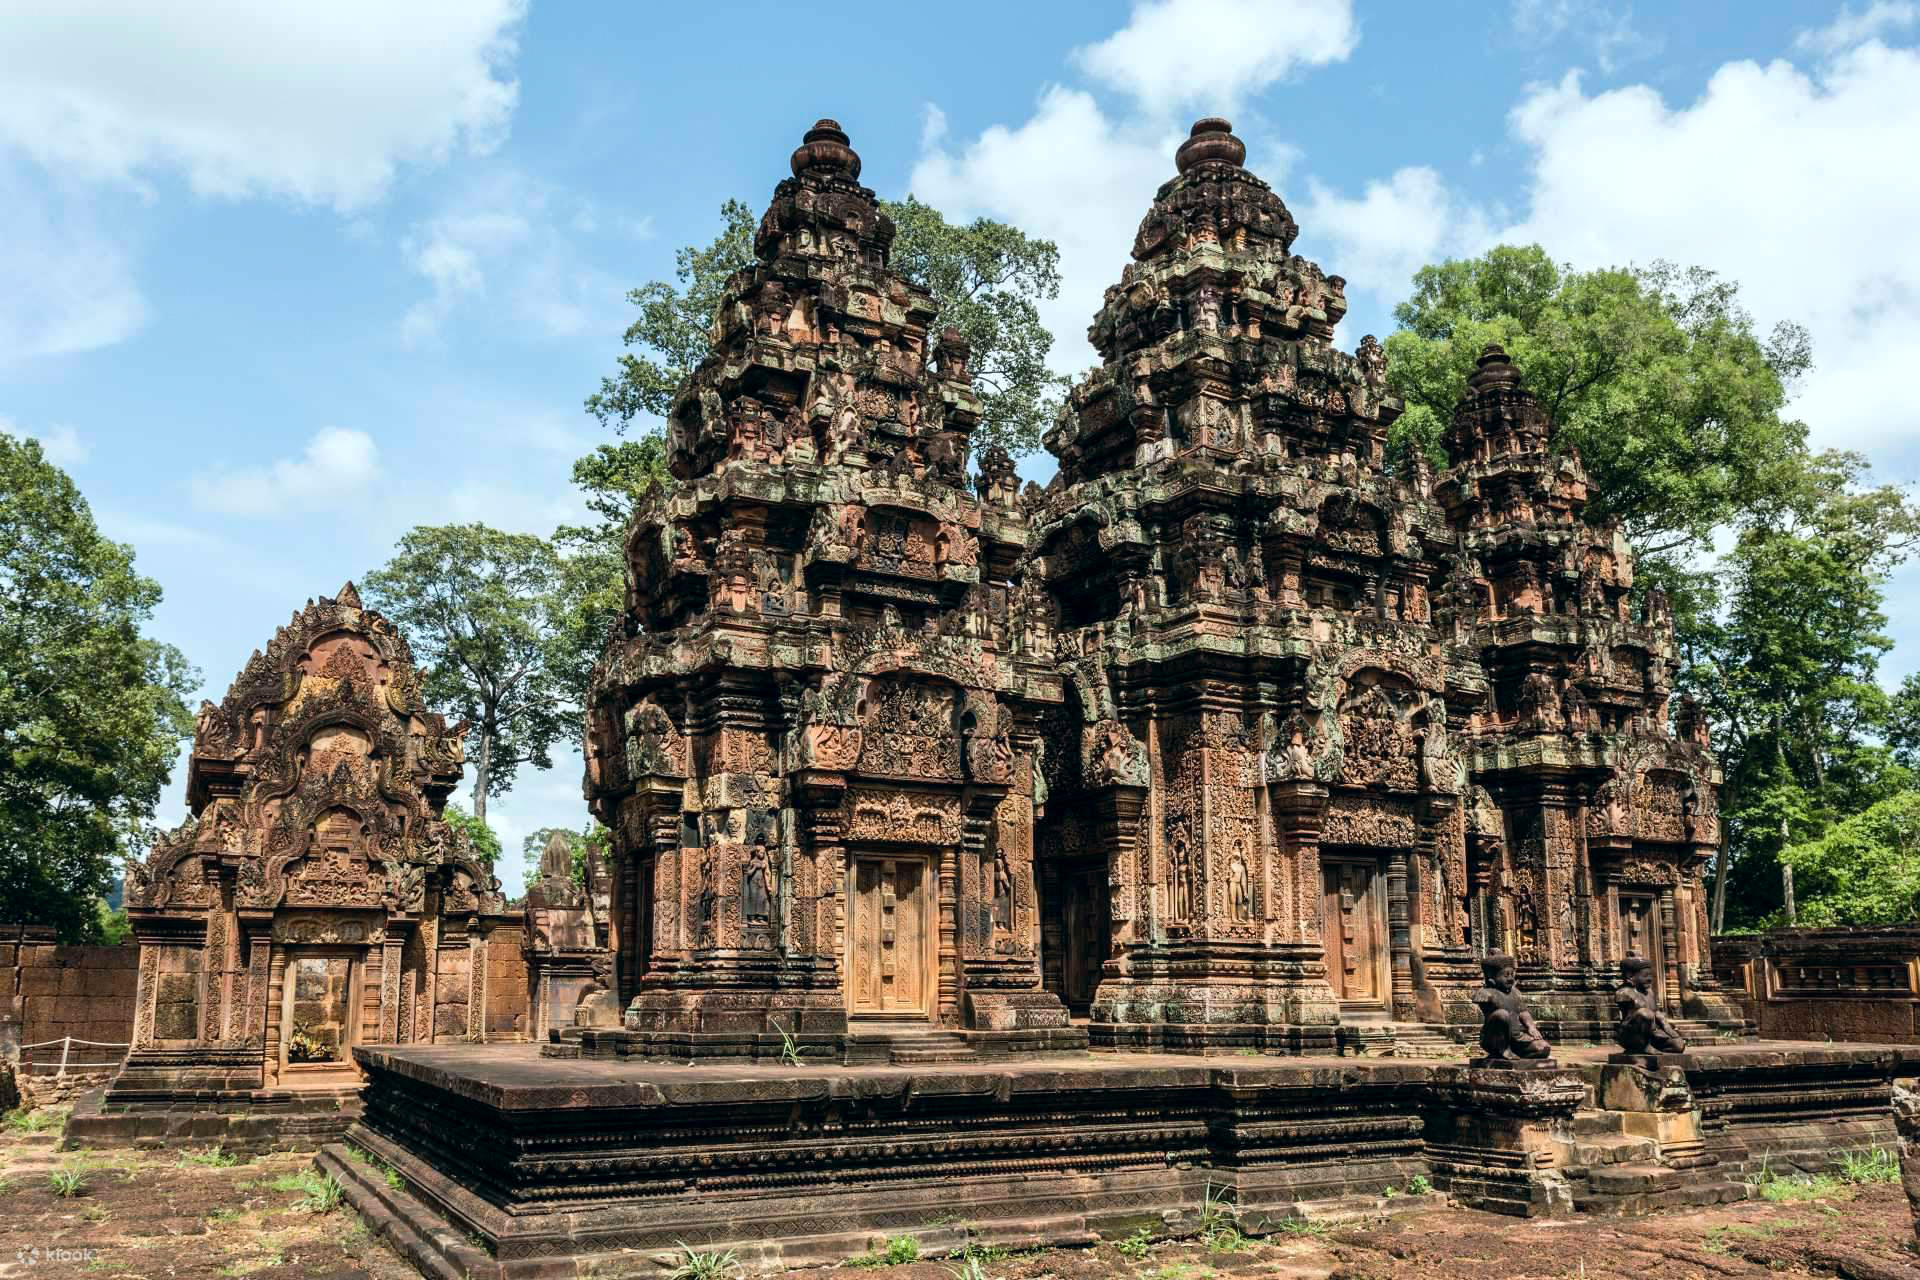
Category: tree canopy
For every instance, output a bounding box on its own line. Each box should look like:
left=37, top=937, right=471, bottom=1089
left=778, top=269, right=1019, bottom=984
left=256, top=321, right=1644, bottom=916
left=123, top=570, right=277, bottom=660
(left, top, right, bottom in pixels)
left=1388, top=245, right=1920, bottom=931
left=1385, top=245, right=1812, bottom=561
left=0, top=432, right=196, bottom=940
left=363, top=524, right=572, bottom=825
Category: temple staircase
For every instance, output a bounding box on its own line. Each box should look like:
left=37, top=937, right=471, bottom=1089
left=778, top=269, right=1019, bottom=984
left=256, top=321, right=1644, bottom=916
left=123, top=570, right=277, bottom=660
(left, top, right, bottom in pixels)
left=1385, top=1024, right=1466, bottom=1058
left=1560, top=1108, right=1742, bottom=1215
left=844, top=1028, right=980, bottom=1066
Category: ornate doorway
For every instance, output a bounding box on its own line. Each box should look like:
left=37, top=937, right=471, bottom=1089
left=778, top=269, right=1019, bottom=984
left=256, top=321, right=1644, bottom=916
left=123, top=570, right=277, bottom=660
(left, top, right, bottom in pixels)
left=1619, top=893, right=1663, bottom=998
left=279, top=951, right=362, bottom=1080
left=1322, top=860, right=1386, bottom=1004
left=847, top=855, right=933, bottom=1018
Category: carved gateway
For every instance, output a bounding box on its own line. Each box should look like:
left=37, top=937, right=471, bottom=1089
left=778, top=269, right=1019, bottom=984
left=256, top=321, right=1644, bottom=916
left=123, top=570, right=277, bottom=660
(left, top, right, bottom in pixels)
left=113, top=584, right=520, bottom=1108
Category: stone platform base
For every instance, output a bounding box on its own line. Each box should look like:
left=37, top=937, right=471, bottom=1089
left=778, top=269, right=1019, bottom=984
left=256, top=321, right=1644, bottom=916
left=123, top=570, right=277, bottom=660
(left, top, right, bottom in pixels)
left=328, top=1040, right=1918, bottom=1279
left=549, top=1023, right=1090, bottom=1065
left=64, top=1085, right=361, bottom=1153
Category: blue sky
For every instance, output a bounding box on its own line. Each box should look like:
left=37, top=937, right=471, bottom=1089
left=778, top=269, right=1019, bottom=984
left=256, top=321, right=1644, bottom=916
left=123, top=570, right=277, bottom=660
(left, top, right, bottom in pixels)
left=4, top=1, right=1917, bottom=896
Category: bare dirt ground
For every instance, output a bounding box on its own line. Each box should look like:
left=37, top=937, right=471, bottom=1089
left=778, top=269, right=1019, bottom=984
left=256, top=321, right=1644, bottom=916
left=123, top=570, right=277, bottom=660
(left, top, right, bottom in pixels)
left=5, top=1105, right=1920, bottom=1280
left=793, top=1184, right=1920, bottom=1280
left=0, top=1107, right=414, bottom=1279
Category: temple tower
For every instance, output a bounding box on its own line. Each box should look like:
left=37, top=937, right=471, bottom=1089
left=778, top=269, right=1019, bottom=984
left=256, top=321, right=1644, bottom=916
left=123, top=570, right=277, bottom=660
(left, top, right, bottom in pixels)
left=584, top=121, right=1075, bottom=1059
left=1029, top=120, right=1470, bottom=1051
left=1438, top=344, right=1739, bottom=1030
left=102, top=584, right=519, bottom=1143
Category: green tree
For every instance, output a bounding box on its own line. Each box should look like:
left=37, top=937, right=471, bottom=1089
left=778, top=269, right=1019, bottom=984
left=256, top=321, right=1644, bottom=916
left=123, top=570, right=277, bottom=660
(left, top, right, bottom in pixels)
left=584, top=197, right=1064, bottom=458
left=1386, top=245, right=1812, bottom=561
left=1778, top=790, right=1920, bottom=926
left=585, top=199, right=758, bottom=434
left=1676, top=451, right=1920, bottom=928
left=0, top=433, right=197, bottom=940
left=549, top=437, right=669, bottom=709
left=442, top=802, right=502, bottom=869
left=363, top=525, right=571, bottom=826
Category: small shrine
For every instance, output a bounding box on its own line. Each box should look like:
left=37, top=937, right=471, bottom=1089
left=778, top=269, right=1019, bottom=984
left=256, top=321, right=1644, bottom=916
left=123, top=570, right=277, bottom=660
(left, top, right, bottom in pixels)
left=81, top=585, right=523, bottom=1148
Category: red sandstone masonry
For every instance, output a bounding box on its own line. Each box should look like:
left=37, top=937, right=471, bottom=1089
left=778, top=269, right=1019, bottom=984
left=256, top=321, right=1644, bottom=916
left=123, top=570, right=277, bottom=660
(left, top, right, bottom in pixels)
left=0, top=924, right=138, bottom=1068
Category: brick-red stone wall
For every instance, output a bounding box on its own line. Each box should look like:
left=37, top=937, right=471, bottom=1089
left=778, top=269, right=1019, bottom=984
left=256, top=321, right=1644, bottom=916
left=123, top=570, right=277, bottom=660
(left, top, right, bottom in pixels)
left=1713, top=927, right=1920, bottom=1043
left=1, top=925, right=138, bottom=1066
left=483, top=923, right=529, bottom=1040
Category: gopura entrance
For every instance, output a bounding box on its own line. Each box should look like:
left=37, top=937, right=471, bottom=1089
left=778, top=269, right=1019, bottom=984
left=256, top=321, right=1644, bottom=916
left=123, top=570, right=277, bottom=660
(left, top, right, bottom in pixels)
left=846, top=853, right=935, bottom=1018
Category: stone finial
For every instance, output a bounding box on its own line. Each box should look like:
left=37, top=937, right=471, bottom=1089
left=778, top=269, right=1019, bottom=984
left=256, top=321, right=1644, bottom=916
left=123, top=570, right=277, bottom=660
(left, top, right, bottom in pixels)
left=540, top=831, right=574, bottom=882
left=1175, top=117, right=1247, bottom=174
left=1468, top=343, right=1522, bottom=390
left=790, top=118, right=861, bottom=180
left=335, top=580, right=364, bottom=609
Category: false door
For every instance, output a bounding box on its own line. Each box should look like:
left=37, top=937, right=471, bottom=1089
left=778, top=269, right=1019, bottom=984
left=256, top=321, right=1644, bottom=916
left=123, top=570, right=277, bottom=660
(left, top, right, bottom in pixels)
left=1322, top=861, right=1385, bottom=1003
left=1619, top=894, right=1664, bottom=998
left=847, top=855, right=933, bottom=1017
left=1058, top=863, right=1109, bottom=1015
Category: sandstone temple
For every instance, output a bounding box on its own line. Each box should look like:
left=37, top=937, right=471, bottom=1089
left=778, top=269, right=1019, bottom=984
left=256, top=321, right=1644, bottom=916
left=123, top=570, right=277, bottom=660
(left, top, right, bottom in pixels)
left=70, top=117, right=1919, bottom=1278
left=572, top=116, right=1737, bottom=1061
left=73, top=585, right=528, bottom=1148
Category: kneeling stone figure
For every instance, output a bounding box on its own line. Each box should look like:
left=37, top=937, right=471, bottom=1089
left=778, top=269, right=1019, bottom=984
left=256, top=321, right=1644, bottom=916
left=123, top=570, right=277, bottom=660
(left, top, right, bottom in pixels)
left=1612, top=955, right=1688, bottom=1055
left=1472, top=953, right=1554, bottom=1063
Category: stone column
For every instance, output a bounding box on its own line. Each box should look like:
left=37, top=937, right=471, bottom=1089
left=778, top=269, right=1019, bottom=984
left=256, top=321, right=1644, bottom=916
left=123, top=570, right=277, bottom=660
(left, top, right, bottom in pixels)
left=1387, top=848, right=1414, bottom=1019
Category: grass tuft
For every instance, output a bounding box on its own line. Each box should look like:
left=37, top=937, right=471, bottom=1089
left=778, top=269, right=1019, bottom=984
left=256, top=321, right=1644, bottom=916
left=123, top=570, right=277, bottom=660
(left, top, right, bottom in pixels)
left=179, top=1145, right=243, bottom=1168
left=668, top=1242, right=740, bottom=1280
left=49, top=1168, right=89, bottom=1197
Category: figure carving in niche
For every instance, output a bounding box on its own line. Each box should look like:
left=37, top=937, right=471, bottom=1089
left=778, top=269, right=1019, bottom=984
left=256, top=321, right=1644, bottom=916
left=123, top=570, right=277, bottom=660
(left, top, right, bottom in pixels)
left=1418, top=710, right=1463, bottom=794
left=1227, top=841, right=1252, bottom=923
left=1357, top=333, right=1387, bottom=386
left=698, top=852, right=718, bottom=934
left=1168, top=821, right=1198, bottom=923
left=1613, top=956, right=1688, bottom=1055
left=1472, top=953, right=1553, bottom=1063
left=1517, top=671, right=1563, bottom=731
left=741, top=841, right=771, bottom=925
left=992, top=850, right=1013, bottom=947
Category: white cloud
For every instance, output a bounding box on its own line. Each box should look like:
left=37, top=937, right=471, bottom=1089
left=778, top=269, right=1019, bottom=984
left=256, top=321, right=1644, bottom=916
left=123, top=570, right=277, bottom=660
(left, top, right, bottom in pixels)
left=912, top=3, right=1357, bottom=379
left=1796, top=2, right=1916, bottom=55
left=0, top=416, right=90, bottom=468
left=1503, top=43, right=1920, bottom=461
left=0, top=163, right=145, bottom=363
left=400, top=172, right=627, bottom=344
left=1297, top=167, right=1494, bottom=306
left=190, top=426, right=380, bottom=517
left=911, top=88, right=1180, bottom=377
left=1510, top=1, right=1658, bottom=73
left=1073, top=0, right=1357, bottom=115
left=0, top=0, right=526, bottom=211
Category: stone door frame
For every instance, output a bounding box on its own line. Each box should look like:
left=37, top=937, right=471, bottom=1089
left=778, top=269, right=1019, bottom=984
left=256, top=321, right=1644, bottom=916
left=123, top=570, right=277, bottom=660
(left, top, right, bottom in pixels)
left=844, top=850, right=938, bottom=1022
left=273, top=943, right=368, bottom=1085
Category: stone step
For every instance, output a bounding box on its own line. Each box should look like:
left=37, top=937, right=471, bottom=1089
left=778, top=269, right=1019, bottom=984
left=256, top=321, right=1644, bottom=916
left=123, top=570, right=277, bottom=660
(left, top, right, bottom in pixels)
left=1572, top=1108, right=1625, bottom=1137
left=1571, top=1134, right=1661, bottom=1166
left=888, top=1046, right=978, bottom=1064
left=1574, top=1177, right=1747, bottom=1216
left=1585, top=1163, right=1682, bottom=1195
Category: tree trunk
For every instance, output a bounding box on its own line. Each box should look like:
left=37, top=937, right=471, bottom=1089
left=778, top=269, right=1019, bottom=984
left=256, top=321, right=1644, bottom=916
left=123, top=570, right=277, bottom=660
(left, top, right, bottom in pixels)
left=474, top=729, right=492, bottom=825
left=1780, top=816, right=1796, bottom=924
left=1711, top=845, right=1730, bottom=934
